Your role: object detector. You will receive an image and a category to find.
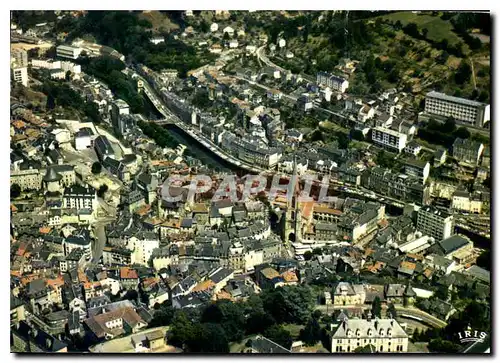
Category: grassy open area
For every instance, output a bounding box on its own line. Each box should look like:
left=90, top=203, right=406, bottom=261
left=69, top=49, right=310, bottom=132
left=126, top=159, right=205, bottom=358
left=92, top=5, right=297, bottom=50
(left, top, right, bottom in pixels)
left=282, top=324, right=304, bottom=338
left=380, top=12, right=462, bottom=45
left=137, top=11, right=179, bottom=32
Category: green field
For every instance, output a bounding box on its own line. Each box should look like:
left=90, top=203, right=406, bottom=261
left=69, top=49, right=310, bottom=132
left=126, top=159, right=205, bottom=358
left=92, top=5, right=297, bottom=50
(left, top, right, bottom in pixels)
left=380, top=12, right=463, bottom=45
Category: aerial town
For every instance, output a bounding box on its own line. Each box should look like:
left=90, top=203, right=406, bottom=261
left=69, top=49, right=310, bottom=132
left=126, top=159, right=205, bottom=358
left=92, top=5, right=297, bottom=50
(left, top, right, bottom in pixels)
left=10, top=10, right=490, bottom=354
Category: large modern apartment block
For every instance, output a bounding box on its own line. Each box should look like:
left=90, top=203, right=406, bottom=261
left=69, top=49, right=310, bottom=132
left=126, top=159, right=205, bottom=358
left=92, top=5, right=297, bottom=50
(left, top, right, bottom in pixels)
left=371, top=126, right=407, bottom=153
left=416, top=205, right=454, bottom=243
left=424, top=91, right=490, bottom=127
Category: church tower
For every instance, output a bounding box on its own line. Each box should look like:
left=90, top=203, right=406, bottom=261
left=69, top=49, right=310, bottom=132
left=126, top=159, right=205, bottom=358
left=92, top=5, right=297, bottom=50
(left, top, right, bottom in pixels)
left=284, top=154, right=301, bottom=245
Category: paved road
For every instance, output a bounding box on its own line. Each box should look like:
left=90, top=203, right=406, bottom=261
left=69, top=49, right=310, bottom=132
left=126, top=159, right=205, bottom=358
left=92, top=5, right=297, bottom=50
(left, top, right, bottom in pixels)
left=256, top=45, right=286, bottom=73
left=92, top=223, right=107, bottom=264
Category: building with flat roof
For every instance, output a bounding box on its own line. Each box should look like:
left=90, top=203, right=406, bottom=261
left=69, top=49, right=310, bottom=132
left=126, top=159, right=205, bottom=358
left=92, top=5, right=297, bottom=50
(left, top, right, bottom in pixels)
left=371, top=126, right=407, bottom=153
left=424, top=91, right=490, bottom=127
left=417, top=205, right=454, bottom=243
left=11, top=66, right=28, bottom=87
left=56, top=44, right=83, bottom=60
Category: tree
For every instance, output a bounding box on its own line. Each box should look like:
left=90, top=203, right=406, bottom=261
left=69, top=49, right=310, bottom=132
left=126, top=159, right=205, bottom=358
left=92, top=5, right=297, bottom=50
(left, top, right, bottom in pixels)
left=300, top=318, right=322, bottom=346
left=476, top=250, right=491, bottom=270
left=351, top=129, right=365, bottom=141
left=65, top=70, right=72, bottom=81
left=201, top=301, right=246, bottom=342
left=263, top=325, right=293, bottom=350
left=304, top=251, right=313, bottom=261
left=97, top=184, right=108, bottom=198
left=200, top=20, right=209, bottom=33
left=261, top=285, right=314, bottom=325
left=421, top=28, right=428, bottom=39
left=223, top=32, right=230, bottom=40
left=91, top=162, right=102, bottom=174
left=195, top=323, right=230, bottom=353
left=455, top=61, right=472, bottom=85
left=428, top=338, right=461, bottom=353
left=387, top=303, right=397, bottom=319
left=478, top=90, right=489, bottom=102
left=372, top=296, right=382, bottom=318
left=150, top=306, right=175, bottom=327
left=84, top=102, right=102, bottom=123
left=11, top=183, right=21, bottom=199
left=443, top=117, right=457, bottom=133
left=435, top=285, right=450, bottom=301
left=454, top=127, right=471, bottom=139
left=46, top=94, right=56, bottom=110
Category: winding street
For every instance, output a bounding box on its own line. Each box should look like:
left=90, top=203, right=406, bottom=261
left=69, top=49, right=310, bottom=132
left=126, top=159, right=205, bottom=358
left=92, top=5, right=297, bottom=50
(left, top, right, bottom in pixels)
left=314, top=303, right=447, bottom=329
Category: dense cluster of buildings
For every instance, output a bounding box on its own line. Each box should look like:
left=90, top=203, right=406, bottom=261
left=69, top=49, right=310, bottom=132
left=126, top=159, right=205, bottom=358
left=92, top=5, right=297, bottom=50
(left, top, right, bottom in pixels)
left=10, top=10, right=490, bottom=354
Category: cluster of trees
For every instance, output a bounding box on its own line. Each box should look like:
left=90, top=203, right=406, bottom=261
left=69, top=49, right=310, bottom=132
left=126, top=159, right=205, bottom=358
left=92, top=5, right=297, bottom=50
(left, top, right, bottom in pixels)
left=448, top=12, right=491, bottom=35
left=376, top=150, right=396, bottom=169
left=391, top=20, right=466, bottom=58
left=137, top=120, right=179, bottom=149
left=77, top=55, right=144, bottom=114
left=11, top=10, right=58, bottom=29
left=37, top=80, right=102, bottom=123
left=61, top=11, right=215, bottom=78
left=361, top=55, right=400, bottom=93
left=192, top=91, right=212, bottom=109
left=413, top=300, right=490, bottom=353
left=417, top=118, right=471, bottom=148
left=11, top=184, right=21, bottom=199
left=150, top=285, right=315, bottom=352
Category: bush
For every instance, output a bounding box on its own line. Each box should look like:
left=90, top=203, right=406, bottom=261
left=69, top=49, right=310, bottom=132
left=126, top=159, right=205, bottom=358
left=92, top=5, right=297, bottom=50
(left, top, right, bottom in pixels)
left=91, top=162, right=102, bottom=174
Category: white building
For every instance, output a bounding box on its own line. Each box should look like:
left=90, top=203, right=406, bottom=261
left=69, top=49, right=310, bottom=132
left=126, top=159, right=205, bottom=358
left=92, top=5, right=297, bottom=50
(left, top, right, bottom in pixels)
left=63, top=185, right=97, bottom=211
left=331, top=317, right=408, bottom=353
left=60, top=61, right=82, bottom=74
left=50, top=68, right=66, bottom=80
left=127, top=236, right=160, bottom=266
left=229, top=39, right=239, bottom=48
left=316, top=72, right=349, bottom=93
left=56, top=44, right=83, bottom=60
left=31, top=59, right=62, bottom=69
left=245, top=45, right=257, bottom=54
left=424, top=91, right=490, bottom=127
left=278, top=38, right=286, bottom=48
left=11, top=66, right=28, bottom=87
left=371, top=126, right=408, bottom=153
left=74, top=128, right=93, bottom=150
left=417, top=205, right=454, bottom=242
left=64, top=234, right=92, bottom=261
left=223, top=26, right=234, bottom=36
left=210, top=23, right=219, bottom=32
left=451, top=190, right=483, bottom=214
left=150, top=36, right=165, bottom=45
